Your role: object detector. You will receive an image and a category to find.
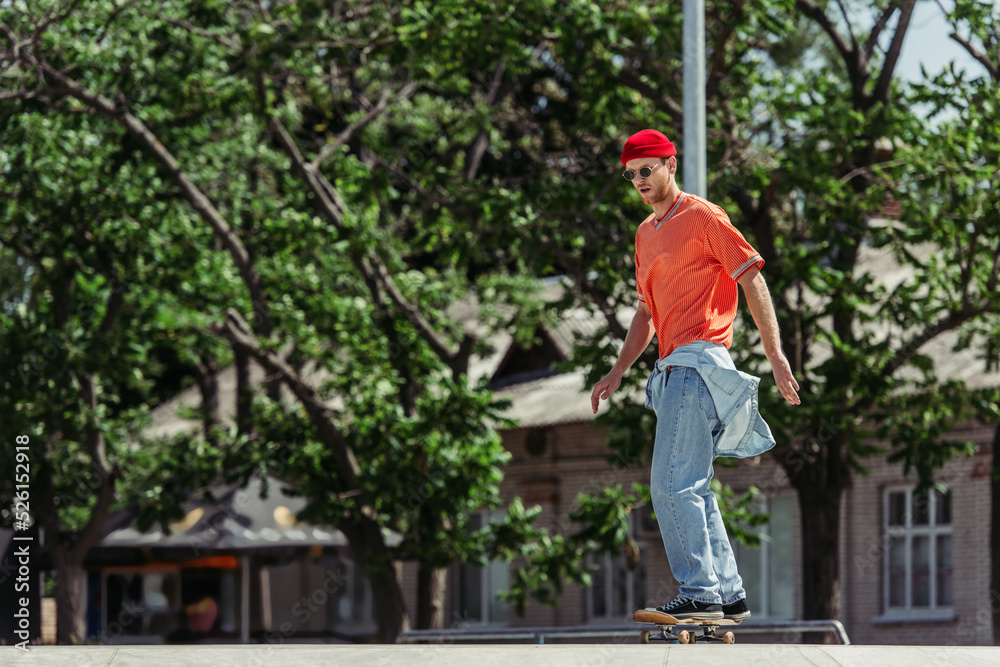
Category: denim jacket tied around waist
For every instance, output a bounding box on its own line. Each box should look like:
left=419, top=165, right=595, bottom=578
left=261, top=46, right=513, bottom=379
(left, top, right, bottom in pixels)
left=644, top=340, right=776, bottom=458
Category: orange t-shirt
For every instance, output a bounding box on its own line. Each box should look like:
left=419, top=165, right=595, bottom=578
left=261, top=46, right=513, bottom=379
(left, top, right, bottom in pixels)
left=635, top=192, right=763, bottom=358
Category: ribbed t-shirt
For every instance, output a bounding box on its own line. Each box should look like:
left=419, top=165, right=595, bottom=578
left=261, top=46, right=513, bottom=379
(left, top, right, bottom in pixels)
left=635, top=191, right=763, bottom=358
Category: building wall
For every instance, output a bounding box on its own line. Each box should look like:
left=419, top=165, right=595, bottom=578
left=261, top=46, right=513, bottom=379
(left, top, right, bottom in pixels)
left=494, top=422, right=663, bottom=628
left=709, top=422, right=995, bottom=646
left=841, top=422, right=995, bottom=646
left=436, top=417, right=998, bottom=646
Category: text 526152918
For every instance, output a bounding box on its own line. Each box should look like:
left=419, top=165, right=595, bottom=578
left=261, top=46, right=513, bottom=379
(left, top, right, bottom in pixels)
left=14, top=435, right=30, bottom=528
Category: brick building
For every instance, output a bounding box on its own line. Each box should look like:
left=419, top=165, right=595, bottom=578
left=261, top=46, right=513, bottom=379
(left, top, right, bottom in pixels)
left=462, top=413, right=996, bottom=645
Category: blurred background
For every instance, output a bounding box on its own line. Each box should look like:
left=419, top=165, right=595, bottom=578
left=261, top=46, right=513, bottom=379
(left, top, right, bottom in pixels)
left=1, top=0, right=999, bottom=647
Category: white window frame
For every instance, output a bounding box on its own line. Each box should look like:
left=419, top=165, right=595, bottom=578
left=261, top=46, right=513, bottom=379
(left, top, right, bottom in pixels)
left=587, top=514, right=645, bottom=624
left=453, top=509, right=510, bottom=627
left=880, top=486, right=954, bottom=621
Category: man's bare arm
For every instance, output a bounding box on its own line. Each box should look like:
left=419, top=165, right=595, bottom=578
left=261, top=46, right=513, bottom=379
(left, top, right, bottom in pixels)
left=591, top=300, right=655, bottom=413
left=737, top=266, right=800, bottom=405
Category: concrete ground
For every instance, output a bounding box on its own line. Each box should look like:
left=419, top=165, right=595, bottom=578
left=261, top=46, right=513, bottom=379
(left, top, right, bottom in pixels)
left=3, top=644, right=1000, bottom=666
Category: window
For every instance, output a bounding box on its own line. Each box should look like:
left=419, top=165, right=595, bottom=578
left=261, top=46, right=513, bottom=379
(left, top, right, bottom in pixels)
left=330, top=559, right=376, bottom=631
left=730, top=494, right=795, bottom=619
left=100, top=568, right=183, bottom=641
left=263, top=555, right=376, bottom=636
left=884, top=487, right=952, bottom=614
left=96, top=561, right=243, bottom=643
left=454, top=510, right=510, bottom=626
left=589, top=514, right=646, bottom=622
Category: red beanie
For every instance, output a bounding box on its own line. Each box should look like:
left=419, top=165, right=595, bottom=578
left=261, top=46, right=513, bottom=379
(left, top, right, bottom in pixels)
left=621, top=129, right=676, bottom=166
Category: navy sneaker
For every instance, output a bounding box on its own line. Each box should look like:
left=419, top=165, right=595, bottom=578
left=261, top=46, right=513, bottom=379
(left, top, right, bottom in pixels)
left=652, top=595, right=723, bottom=620
left=722, top=598, right=751, bottom=621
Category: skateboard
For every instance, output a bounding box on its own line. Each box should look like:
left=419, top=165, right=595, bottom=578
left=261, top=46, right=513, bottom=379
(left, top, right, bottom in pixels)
left=632, top=608, right=739, bottom=644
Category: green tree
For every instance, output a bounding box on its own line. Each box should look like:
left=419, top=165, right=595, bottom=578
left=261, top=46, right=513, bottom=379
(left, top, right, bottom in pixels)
left=0, top=0, right=639, bottom=641
left=739, top=0, right=1000, bottom=625
left=932, top=0, right=1000, bottom=644
left=0, top=93, right=243, bottom=642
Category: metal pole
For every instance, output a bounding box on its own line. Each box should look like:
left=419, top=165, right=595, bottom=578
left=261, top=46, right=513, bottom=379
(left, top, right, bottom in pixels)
left=240, top=556, right=250, bottom=644
left=683, top=0, right=706, bottom=198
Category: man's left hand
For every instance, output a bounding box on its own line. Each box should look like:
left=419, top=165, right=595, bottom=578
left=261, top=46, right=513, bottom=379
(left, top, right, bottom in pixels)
left=771, top=354, right=800, bottom=405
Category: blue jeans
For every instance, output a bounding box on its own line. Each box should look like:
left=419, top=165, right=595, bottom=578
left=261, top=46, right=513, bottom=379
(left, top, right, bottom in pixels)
left=647, top=365, right=745, bottom=605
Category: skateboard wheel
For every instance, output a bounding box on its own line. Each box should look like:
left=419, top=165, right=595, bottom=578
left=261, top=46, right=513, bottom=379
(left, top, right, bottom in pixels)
left=723, top=631, right=735, bottom=644
left=677, top=630, right=691, bottom=644
left=640, top=630, right=650, bottom=644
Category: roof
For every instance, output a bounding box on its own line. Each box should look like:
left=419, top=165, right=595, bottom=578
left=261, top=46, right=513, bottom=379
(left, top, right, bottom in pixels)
left=795, top=233, right=1000, bottom=391
left=145, top=363, right=268, bottom=440
left=492, top=369, right=609, bottom=428
left=97, top=475, right=400, bottom=551
left=142, top=282, right=617, bottom=438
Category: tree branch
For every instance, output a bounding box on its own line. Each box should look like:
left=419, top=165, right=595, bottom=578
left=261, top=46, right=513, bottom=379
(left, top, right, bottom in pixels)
left=863, top=4, right=899, bottom=66
left=870, top=0, right=916, bottom=107
left=93, top=0, right=141, bottom=46
left=587, top=168, right=622, bottom=214
left=98, top=267, right=128, bottom=337
left=34, top=62, right=276, bottom=338
left=834, top=0, right=859, bottom=54
left=362, top=254, right=459, bottom=364
left=707, top=19, right=737, bottom=100
left=193, top=353, right=221, bottom=447
left=795, top=0, right=855, bottom=71
left=881, top=307, right=983, bottom=379
left=309, top=82, right=417, bottom=170
left=70, top=371, right=118, bottom=560
left=214, top=308, right=364, bottom=488
left=31, top=0, right=86, bottom=43
left=465, top=60, right=506, bottom=182
left=987, top=240, right=1000, bottom=295
left=0, top=20, right=33, bottom=63
left=369, top=155, right=464, bottom=210
left=616, top=68, right=683, bottom=120
left=948, top=32, right=1000, bottom=82
left=0, top=88, right=73, bottom=102
left=154, top=12, right=240, bottom=52
left=838, top=157, right=908, bottom=183
left=266, top=111, right=466, bottom=369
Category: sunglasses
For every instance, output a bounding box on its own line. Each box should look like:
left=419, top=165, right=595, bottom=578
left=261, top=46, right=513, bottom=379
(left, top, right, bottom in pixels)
left=622, top=163, right=661, bottom=181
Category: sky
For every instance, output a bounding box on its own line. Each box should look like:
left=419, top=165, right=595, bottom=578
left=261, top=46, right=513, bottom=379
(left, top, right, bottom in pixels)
left=895, top=1, right=987, bottom=82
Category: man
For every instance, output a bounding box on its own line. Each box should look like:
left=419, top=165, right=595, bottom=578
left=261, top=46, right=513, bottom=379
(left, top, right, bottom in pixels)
left=590, top=129, right=800, bottom=622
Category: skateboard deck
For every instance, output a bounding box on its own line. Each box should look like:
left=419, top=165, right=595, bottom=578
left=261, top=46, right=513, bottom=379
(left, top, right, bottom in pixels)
left=632, top=608, right=739, bottom=644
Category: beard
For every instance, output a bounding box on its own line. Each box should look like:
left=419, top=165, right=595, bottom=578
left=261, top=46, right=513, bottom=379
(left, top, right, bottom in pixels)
left=639, top=179, right=671, bottom=205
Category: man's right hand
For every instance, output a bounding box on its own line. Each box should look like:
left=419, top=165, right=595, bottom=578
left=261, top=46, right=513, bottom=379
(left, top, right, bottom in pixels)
left=590, top=371, right=623, bottom=414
